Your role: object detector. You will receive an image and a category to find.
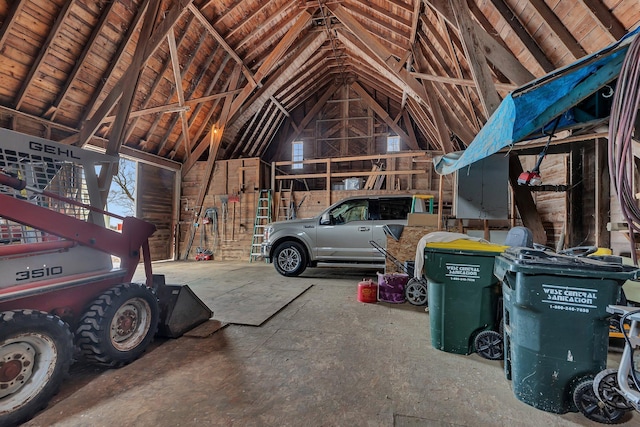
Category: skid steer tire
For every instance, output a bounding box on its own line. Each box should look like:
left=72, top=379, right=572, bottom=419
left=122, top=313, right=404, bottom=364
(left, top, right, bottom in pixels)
left=76, top=283, right=159, bottom=368
left=0, top=310, right=73, bottom=427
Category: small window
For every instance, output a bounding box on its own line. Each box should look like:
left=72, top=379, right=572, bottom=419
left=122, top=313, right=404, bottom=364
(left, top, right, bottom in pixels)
left=387, top=135, right=400, bottom=152
left=378, top=197, right=412, bottom=220
left=292, top=141, right=303, bottom=170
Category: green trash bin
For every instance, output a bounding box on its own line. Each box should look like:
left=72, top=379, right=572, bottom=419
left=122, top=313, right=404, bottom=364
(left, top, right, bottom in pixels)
left=424, top=239, right=508, bottom=355
left=494, top=247, right=640, bottom=414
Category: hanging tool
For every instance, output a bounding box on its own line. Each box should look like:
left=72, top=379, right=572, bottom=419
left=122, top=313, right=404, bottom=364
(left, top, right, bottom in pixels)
left=517, top=116, right=562, bottom=186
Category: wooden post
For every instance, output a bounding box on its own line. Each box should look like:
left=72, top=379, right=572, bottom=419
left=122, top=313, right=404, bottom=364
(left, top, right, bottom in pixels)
left=437, top=174, right=444, bottom=231
left=326, top=158, right=331, bottom=207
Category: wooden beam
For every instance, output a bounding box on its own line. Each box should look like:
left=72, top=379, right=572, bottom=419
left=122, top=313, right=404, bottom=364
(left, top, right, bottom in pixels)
left=0, top=0, right=26, bottom=54
left=469, top=20, right=535, bottom=86
left=487, top=0, right=554, bottom=73
left=47, top=0, right=118, bottom=120
left=167, top=28, right=192, bottom=157
left=255, top=10, right=313, bottom=83
left=179, top=65, right=242, bottom=258
left=156, top=52, right=230, bottom=157
left=426, top=0, right=534, bottom=87
left=106, top=0, right=162, bottom=156
left=508, top=155, right=547, bottom=244
left=402, top=110, right=420, bottom=151
left=14, top=0, right=75, bottom=110
left=350, top=82, right=417, bottom=150
left=528, top=0, right=586, bottom=60
left=188, top=3, right=256, bottom=86
left=70, top=0, right=192, bottom=147
left=582, top=0, right=626, bottom=42
left=231, top=25, right=323, bottom=122
left=423, top=80, right=456, bottom=153
left=449, top=0, right=501, bottom=117
left=226, top=31, right=328, bottom=138
left=411, top=72, right=518, bottom=91
left=268, top=82, right=340, bottom=161
left=595, top=138, right=610, bottom=248
left=181, top=64, right=243, bottom=176
left=331, top=4, right=430, bottom=105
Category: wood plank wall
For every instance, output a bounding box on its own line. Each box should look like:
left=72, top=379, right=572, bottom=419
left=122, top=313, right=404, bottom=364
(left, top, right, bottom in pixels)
left=179, top=158, right=265, bottom=261
left=180, top=156, right=448, bottom=261
left=176, top=148, right=631, bottom=261
left=137, top=162, right=176, bottom=261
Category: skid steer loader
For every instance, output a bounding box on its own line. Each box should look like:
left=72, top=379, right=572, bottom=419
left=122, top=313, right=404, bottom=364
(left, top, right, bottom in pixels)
left=0, top=128, right=212, bottom=426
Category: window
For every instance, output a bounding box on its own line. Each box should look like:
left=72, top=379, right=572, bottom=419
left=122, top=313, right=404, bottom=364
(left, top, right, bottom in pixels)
left=387, top=135, right=400, bottom=152
left=377, top=197, right=412, bottom=220
left=292, top=141, right=303, bottom=169
left=329, top=199, right=369, bottom=224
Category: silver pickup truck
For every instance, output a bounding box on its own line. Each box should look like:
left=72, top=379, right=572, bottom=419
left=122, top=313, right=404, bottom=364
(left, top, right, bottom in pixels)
left=261, top=194, right=427, bottom=276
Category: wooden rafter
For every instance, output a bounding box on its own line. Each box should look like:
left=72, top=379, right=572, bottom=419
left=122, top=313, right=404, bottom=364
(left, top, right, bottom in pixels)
left=151, top=45, right=225, bottom=156
left=167, top=28, right=192, bottom=158
left=413, top=34, right=479, bottom=135
left=226, top=31, right=328, bottom=139
left=166, top=54, right=233, bottom=159
left=68, top=0, right=192, bottom=148
left=181, top=64, right=243, bottom=176
left=227, top=9, right=313, bottom=129
left=46, top=0, right=118, bottom=120
left=237, top=2, right=300, bottom=62
left=188, top=3, right=256, bottom=86
left=106, top=0, right=163, bottom=156
left=487, top=0, right=554, bottom=73
left=528, top=0, right=586, bottom=60
left=449, top=0, right=500, bottom=118
left=350, top=81, right=417, bottom=150
left=124, top=13, right=199, bottom=147
left=332, top=4, right=431, bottom=107
left=0, top=0, right=26, bottom=53
left=582, top=0, right=626, bottom=42
left=14, top=0, right=75, bottom=110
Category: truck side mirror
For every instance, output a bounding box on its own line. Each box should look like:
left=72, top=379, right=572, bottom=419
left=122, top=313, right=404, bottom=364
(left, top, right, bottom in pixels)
left=320, top=213, right=331, bottom=225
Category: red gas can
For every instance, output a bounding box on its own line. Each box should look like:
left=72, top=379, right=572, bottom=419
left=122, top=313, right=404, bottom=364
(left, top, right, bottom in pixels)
left=357, top=279, right=377, bottom=303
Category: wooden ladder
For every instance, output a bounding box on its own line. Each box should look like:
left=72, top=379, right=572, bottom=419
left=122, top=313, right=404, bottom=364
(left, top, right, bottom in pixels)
left=249, top=190, right=272, bottom=262
left=277, top=181, right=293, bottom=221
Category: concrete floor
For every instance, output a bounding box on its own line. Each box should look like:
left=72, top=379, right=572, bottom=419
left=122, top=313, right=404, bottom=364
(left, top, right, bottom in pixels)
left=23, top=261, right=636, bottom=427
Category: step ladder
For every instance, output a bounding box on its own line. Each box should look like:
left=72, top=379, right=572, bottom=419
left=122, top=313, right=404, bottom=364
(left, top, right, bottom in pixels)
left=277, top=182, right=293, bottom=221
left=250, top=189, right=272, bottom=262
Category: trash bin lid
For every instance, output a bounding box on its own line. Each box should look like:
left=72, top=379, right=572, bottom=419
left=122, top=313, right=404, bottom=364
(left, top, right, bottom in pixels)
left=425, top=239, right=508, bottom=255
left=496, top=247, right=640, bottom=280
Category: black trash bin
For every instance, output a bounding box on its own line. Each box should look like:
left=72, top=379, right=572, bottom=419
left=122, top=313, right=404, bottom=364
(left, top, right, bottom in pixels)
left=494, top=247, right=640, bottom=414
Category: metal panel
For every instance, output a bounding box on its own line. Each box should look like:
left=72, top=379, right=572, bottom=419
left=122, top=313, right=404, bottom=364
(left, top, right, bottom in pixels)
left=455, top=155, right=508, bottom=219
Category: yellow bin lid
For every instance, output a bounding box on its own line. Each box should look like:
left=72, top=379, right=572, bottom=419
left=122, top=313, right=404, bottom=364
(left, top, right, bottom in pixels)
left=425, top=239, right=508, bottom=253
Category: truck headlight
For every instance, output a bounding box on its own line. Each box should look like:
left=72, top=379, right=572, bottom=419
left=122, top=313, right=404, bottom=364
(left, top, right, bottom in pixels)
left=264, top=226, right=273, bottom=241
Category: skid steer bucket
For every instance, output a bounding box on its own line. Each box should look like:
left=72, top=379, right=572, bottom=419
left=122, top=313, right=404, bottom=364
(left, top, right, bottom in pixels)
left=153, top=275, right=213, bottom=338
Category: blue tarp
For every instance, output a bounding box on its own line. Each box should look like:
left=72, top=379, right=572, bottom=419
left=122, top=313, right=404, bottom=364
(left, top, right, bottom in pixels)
left=434, top=27, right=640, bottom=175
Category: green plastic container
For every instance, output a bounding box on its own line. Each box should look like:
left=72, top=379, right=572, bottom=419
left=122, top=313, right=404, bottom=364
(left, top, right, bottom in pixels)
left=424, top=239, right=508, bottom=355
left=494, top=247, right=640, bottom=414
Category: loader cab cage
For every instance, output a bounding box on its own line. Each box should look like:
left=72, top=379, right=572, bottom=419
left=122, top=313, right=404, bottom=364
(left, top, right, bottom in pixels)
left=0, top=128, right=119, bottom=245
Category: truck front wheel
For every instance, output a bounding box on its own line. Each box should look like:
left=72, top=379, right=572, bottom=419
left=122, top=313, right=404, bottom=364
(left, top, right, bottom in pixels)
left=273, top=241, right=307, bottom=277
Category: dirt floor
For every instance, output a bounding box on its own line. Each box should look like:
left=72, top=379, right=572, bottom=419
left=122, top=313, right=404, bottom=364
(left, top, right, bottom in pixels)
left=22, top=261, right=635, bottom=427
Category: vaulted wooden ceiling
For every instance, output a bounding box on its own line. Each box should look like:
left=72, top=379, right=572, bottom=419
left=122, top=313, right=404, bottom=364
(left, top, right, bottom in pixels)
left=0, top=0, right=638, bottom=176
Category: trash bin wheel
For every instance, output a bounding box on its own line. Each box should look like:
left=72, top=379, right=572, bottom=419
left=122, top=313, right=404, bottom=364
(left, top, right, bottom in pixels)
left=593, top=369, right=635, bottom=411
left=404, top=278, right=428, bottom=306
left=573, top=378, right=626, bottom=424
left=473, top=330, right=503, bottom=360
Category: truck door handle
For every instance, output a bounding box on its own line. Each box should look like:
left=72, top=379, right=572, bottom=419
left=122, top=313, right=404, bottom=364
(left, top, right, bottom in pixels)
left=358, top=227, right=370, bottom=232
